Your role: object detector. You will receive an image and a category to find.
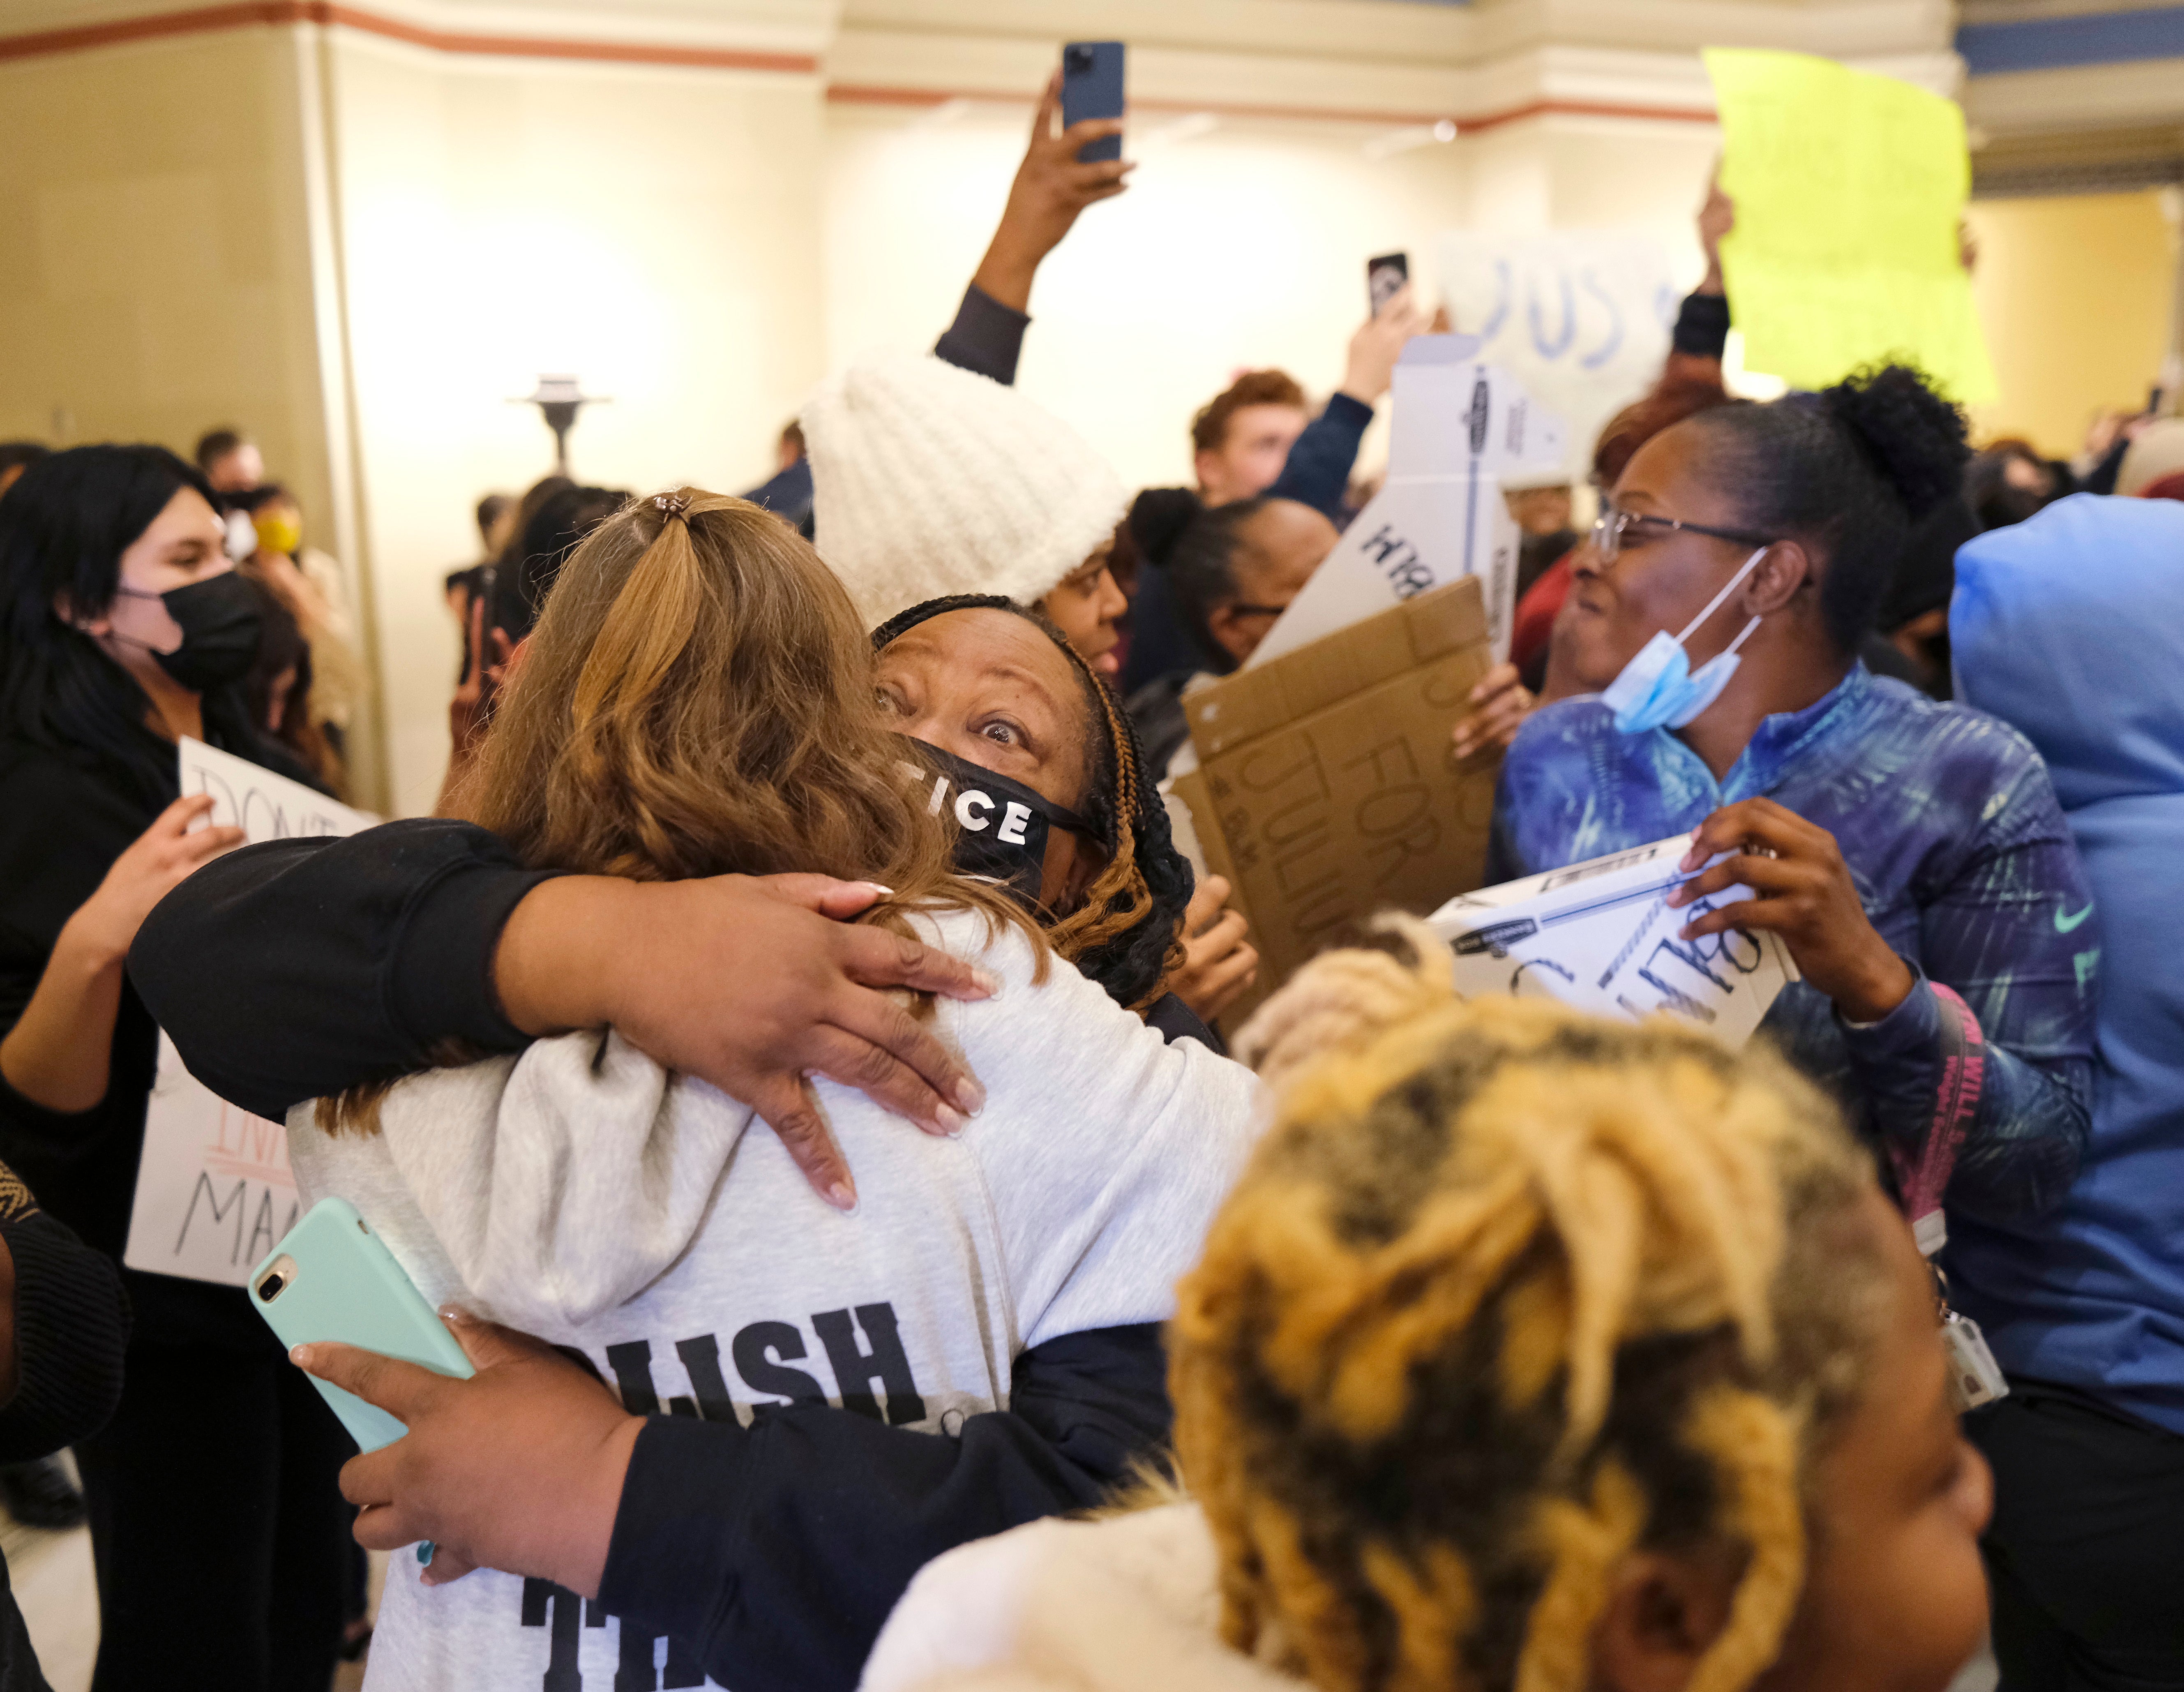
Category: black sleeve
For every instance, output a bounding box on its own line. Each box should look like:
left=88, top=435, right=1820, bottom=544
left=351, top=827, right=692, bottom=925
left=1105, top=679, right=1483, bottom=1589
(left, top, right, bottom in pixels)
left=0, top=1177, right=129, bottom=1461
left=1264, top=392, right=1373, bottom=518
left=596, top=1322, right=1171, bottom=1692
left=129, top=819, right=562, bottom=1120
left=1671, top=291, right=1731, bottom=360
left=932, top=284, right=1031, bottom=386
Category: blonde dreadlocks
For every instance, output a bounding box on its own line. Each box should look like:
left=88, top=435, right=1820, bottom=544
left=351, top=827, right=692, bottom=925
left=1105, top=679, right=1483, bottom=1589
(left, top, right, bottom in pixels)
left=1177, top=946, right=1889, bottom=1692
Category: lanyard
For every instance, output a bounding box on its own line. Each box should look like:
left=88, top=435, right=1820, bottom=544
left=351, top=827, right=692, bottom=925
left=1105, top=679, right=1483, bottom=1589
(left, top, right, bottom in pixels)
left=1889, top=982, right=1987, bottom=1258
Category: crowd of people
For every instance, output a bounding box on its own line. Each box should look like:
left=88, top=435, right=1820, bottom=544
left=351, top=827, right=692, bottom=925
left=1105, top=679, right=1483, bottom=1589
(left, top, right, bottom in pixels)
left=0, top=65, right=2180, bottom=1692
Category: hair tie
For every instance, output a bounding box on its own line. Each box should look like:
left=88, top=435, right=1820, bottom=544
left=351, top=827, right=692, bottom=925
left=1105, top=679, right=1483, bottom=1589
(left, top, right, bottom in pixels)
left=653, top=492, right=691, bottom=521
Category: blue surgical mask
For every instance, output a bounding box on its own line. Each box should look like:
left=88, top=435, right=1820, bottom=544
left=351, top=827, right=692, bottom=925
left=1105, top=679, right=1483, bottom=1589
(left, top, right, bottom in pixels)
left=1598, top=546, right=1770, bottom=734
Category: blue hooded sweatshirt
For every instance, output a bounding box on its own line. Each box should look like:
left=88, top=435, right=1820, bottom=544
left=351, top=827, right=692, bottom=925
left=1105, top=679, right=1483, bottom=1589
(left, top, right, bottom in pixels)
left=1950, top=492, right=2184, bottom=1435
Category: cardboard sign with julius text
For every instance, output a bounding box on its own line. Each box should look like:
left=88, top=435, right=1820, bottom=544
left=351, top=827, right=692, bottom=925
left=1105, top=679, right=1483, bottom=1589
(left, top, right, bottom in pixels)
left=1170, top=577, right=1501, bottom=1028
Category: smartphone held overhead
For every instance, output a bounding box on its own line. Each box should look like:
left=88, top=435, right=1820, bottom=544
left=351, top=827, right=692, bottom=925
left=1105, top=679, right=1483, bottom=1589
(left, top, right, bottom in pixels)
left=1061, top=41, right=1125, bottom=162
left=1368, top=251, right=1410, bottom=316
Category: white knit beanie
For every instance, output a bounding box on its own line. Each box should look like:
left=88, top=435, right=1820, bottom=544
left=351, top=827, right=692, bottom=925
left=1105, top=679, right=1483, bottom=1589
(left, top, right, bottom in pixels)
left=802, top=350, right=1129, bottom=628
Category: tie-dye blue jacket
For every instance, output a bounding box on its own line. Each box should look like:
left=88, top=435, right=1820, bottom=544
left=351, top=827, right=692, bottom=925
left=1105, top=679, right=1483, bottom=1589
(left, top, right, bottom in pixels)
left=1490, top=664, right=2097, bottom=1222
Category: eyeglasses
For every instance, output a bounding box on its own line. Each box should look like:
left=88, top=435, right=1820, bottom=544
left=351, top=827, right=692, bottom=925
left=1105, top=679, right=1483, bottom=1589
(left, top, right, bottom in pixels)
left=1589, top=502, right=1776, bottom=565
left=1226, top=602, right=1289, bottom=620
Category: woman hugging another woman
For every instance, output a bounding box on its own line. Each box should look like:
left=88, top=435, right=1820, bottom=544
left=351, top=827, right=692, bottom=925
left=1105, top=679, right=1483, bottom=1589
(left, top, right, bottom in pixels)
left=287, top=489, right=1259, bottom=1691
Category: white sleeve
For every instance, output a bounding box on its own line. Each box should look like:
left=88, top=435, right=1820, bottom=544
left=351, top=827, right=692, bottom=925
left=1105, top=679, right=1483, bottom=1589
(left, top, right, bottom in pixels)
left=370, top=1034, right=753, bottom=1334
left=938, top=914, right=1264, bottom=1350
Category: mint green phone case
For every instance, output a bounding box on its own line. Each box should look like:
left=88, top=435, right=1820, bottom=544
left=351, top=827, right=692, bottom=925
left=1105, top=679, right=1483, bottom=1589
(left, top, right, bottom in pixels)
left=250, top=1197, right=475, bottom=1452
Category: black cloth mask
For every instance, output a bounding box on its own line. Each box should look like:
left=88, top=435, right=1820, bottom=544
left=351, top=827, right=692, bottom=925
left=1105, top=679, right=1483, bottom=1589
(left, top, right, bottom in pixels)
left=114, top=573, right=264, bottom=693
left=898, top=739, right=1097, bottom=907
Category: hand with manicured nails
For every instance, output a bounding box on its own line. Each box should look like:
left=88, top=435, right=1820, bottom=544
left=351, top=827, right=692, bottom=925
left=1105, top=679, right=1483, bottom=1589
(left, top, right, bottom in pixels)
left=1450, top=662, right=1536, bottom=761
left=1168, top=873, right=1258, bottom=1026
left=294, top=1309, right=639, bottom=1597
left=494, top=874, right=996, bottom=1213
left=1664, top=797, right=1915, bottom=1024
left=971, top=74, right=1134, bottom=314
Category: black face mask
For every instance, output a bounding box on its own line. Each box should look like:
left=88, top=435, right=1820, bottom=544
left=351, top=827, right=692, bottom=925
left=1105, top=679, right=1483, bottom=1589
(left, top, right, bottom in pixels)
left=114, top=573, right=263, bottom=693
left=898, top=739, right=1098, bottom=907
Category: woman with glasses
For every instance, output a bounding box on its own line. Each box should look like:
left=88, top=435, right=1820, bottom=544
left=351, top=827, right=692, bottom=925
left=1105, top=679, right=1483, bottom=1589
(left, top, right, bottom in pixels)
left=1490, top=364, right=2097, bottom=1227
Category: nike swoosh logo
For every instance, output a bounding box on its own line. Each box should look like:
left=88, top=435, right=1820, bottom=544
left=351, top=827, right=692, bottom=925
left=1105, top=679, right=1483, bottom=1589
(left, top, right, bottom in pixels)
left=2055, top=903, right=2095, bottom=934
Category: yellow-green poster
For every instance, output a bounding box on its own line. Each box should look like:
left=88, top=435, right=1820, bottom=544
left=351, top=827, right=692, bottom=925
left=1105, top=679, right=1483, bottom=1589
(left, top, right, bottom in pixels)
left=1704, top=47, right=1997, bottom=404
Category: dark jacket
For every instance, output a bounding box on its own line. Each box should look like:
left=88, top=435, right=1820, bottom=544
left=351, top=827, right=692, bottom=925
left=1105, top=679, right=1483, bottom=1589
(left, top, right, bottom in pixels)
left=129, top=820, right=1174, bottom=1691
left=0, top=731, right=298, bottom=1355
left=0, top=1164, right=131, bottom=1692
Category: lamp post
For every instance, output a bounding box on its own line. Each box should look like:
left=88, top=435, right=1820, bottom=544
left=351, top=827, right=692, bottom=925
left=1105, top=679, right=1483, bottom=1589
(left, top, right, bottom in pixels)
left=513, top=375, right=610, bottom=476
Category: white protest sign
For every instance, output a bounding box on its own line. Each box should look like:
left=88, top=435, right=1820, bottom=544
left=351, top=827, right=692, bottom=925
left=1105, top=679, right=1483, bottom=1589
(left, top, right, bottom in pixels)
left=1250, top=335, right=1564, bottom=669
left=1436, top=230, right=1680, bottom=485
left=179, top=736, right=373, bottom=838
left=1425, top=836, right=1799, bottom=1048
left=122, top=740, right=371, bottom=1286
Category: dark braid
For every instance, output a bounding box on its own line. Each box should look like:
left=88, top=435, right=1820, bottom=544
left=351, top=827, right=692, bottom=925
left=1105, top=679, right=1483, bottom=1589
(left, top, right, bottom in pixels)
left=873, top=595, right=1193, bottom=1009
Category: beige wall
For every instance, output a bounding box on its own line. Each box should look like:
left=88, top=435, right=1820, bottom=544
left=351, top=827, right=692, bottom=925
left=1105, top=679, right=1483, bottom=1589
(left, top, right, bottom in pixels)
left=0, top=26, right=336, bottom=592
left=1965, top=189, right=2178, bottom=458
left=321, top=38, right=828, bottom=815
left=0, top=0, right=1976, bottom=819
left=824, top=103, right=1725, bottom=496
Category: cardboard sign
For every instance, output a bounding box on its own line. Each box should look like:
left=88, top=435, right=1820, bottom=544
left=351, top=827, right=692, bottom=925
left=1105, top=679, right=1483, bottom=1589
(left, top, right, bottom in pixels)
left=1171, top=576, right=1501, bottom=1028
left=1425, top=836, right=1799, bottom=1048
left=1436, top=229, right=1680, bottom=485
left=1252, top=336, right=1564, bottom=668
left=122, top=742, right=371, bottom=1286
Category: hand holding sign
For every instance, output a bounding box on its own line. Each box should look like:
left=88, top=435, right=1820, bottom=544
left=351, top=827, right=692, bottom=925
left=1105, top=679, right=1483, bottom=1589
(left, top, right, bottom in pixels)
left=0, top=796, right=243, bottom=1118
left=1667, top=798, right=1914, bottom=1024
left=125, top=743, right=371, bottom=1288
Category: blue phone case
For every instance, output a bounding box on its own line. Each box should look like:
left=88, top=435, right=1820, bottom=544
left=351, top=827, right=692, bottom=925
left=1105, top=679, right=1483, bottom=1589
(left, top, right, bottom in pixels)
left=1061, top=41, right=1125, bottom=162
left=251, top=1198, right=475, bottom=1453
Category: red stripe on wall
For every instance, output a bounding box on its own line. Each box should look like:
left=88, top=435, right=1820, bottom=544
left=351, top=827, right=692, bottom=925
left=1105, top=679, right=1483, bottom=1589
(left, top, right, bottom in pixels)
left=0, top=4, right=1719, bottom=132
left=0, top=2, right=818, bottom=73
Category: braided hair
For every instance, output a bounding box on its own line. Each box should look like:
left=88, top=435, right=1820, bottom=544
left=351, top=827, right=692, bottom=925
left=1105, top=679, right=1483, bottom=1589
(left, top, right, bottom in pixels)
left=1179, top=944, right=1892, bottom=1692
left=873, top=594, right=1193, bottom=1010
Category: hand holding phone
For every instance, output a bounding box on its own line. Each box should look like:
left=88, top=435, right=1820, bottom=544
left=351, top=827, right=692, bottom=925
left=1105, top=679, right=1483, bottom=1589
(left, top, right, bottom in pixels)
left=1061, top=42, right=1125, bottom=163
left=1368, top=252, right=1410, bottom=317
left=253, top=1197, right=474, bottom=1454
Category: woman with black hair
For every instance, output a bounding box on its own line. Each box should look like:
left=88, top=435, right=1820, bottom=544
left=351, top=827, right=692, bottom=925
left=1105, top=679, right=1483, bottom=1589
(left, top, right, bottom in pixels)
left=871, top=594, right=1203, bottom=1039
left=1493, top=365, right=2099, bottom=1226
left=0, top=446, right=351, bottom=1690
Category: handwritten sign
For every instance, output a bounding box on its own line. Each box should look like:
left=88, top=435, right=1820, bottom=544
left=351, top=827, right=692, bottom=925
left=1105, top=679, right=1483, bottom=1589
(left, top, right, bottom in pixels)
left=1252, top=336, right=1564, bottom=667
left=1427, top=836, right=1799, bottom=1047
left=1705, top=48, right=1996, bottom=403
left=1437, top=230, right=1679, bottom=484
left=122, top=742, right=371, bottom=1286
left=180, top=736, right=373, bottom=838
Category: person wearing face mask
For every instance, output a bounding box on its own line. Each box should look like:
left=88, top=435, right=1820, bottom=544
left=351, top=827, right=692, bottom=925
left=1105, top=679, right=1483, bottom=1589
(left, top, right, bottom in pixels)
left=127, top=537, right=1256, bottom=1691
left=267, top=491, right=1258, bottom=1692
left=871, top=595, right=1217, bottom=1039
left=228, top=482, right=367, bottom=788
left=1490, top=365, right=2098, bottom=1230
left=800, top=354, right=1262, bottom=1025
left=0, top=446, right=353, bottom=1691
